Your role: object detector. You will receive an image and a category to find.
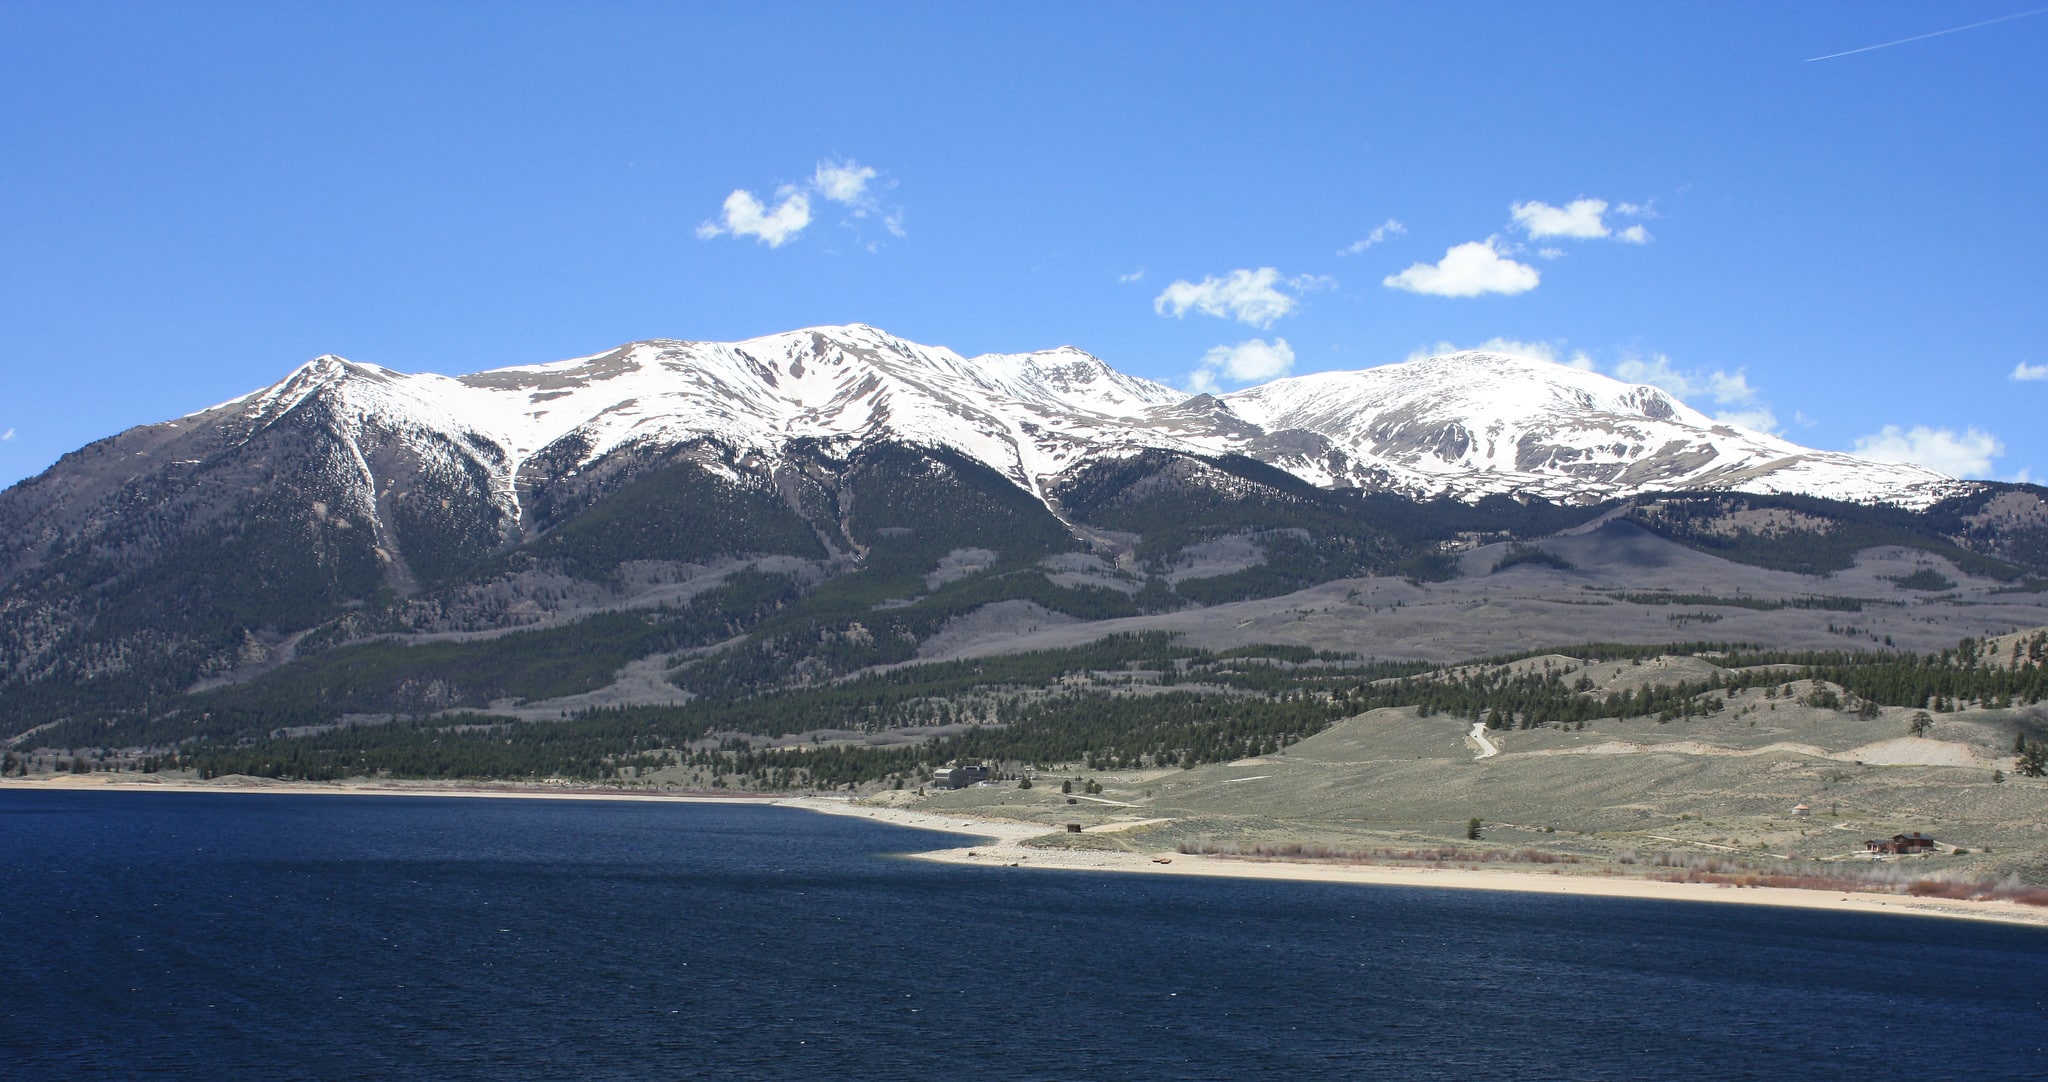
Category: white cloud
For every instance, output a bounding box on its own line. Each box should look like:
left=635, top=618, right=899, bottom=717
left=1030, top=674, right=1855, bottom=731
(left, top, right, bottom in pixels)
left=1707, top=369, right=1760, bottom=407
left=697, top=187, right=812, bottom=247
left=1713, top=407, right=1781, bottom=434
left=1155, top=267, right=1302, bottom=328
left=816, top=158, right=902, bottom=238
left=1382, top=238, right=1539, bottom=297
left=1339, top=219, right=1406, bottom=255
left=1511, top=198, right=1612, bottom=239
left=1536, top=247, right=1565, bottom=260
left=1612, top=354, right=1695, bottom=397
left=2011, top=361, right=2048, bottom=381
left=1404, top=341, right=1785, bottom=433
left=1117, top=269, right=1146, bottom=284
left=1189, top=338, right=1294, bottom=393
left=1852, top=425, right=2004, bottom=479
left=0, top=428, right=12, bottom=441
left=1614, top=353, right=1778, bottom=433
left=812, top=160, right=876, bottom=204
left=699, top=157, right=902, bottom=248
left=1406, top=337, right=1595, bottom=370
left=1510, top=197, right=1652, bottom=244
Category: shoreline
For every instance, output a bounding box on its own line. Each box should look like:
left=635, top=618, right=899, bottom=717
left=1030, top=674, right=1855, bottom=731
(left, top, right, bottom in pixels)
left=0, top=774, right=780, bottom=805
left=9, top=777, right=2046, bottom=929
left=780, top=797, right=2048, bottom=930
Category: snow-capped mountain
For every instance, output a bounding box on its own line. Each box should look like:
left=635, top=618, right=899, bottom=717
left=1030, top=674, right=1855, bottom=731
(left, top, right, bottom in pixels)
left=187, top=325, right=1959, bottom=520
left=209, top=324, right=1192, bottom=531
left=0, top=324, right=2022, bottom=731
left=1212, top=351, right=1958, bottom=506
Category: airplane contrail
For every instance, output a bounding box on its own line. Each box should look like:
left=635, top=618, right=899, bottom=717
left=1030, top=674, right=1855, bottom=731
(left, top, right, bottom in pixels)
left=1805, top=6, right=2048, bottom=61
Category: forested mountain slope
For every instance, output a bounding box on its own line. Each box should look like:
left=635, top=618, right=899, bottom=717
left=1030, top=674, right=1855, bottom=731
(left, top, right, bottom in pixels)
left=3, top=326, right=2044, bottom=749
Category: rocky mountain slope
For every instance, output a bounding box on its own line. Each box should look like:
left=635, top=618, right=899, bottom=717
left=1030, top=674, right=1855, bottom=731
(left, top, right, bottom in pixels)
left=36, top=325, right=1960, bottom=529
left=3, top=324, right=2043, bottom=740
left=1219, top=352, right=1956, bottom=504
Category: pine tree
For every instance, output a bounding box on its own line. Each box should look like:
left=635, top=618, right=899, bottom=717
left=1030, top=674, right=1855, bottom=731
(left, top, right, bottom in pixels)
left=2019, top=740, right=2048, bottom=779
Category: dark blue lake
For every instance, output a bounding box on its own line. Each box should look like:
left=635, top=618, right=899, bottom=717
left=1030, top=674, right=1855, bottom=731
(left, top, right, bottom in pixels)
left=2, top=790, right=2043, bottom=1079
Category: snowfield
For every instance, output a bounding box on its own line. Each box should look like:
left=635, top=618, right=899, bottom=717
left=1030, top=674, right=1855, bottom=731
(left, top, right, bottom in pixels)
left=195, top=324, right=1964, bottom=529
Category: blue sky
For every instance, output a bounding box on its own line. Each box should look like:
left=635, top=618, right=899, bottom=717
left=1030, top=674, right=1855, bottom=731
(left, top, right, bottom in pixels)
left=3, top=3, right=2044, bottom=490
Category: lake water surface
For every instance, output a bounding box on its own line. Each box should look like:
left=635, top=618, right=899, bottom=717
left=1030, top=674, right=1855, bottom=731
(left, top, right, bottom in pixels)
left=3, top=790, right=2042, bottom=1079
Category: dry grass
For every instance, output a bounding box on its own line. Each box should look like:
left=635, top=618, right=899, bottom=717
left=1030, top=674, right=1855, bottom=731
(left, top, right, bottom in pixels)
left=1178, top=839, right=1583, bottom=865
left=1644, top=867, right=2048, bottom=906
left=1177, top=839, right=2048, bottom=906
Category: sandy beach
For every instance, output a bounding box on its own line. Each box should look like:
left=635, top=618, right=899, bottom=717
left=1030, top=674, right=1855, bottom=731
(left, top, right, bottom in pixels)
left=9, top=775, right=2046, bottom=928
left=779, top=796, right=2048, bottom=929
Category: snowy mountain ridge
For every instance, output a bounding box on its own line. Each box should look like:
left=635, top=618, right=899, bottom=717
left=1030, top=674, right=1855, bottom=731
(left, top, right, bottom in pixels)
left=0, top=323, right=2019, bottom=729
left=1217, top=351, right=1955, bottom=505
left=195, top=323, right=1960, bottom=518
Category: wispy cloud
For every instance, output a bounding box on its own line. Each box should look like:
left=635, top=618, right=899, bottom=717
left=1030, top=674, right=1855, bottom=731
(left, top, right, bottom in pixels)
left=1382, top=238, right=1539, bottom=297
left=2011, top=361, right=2048, bottom=381
left=1852, top=425, right=2004, bottom=478
left=1188, top=338, right=1295, bottom=394
left=1610, top=354, right=1695, bottom=395
left=1510, top=198, right=1651, bottom=244
left=1404, top=341, right=1783, bottom=428
left=1511, top=198, right=1610, bottom=240
left=815, top=158, right=904, bottom=239
left=1408, top=337, right=1595, bottom=371
left=1612, top=353, right=1778, bottom=432
left=1339, top=219, right=1406, bottom=255
left=0, top=428, right=13, bottom=442
left=812, top=160, right=876, bottom=204
left=1117, top=268, right=1146, bottom=284
left=1709, top=405, right=1781, bottom=434
left=698, top=157, right=900, bottom=247
left=1155, top=268, right=1310, bottom=328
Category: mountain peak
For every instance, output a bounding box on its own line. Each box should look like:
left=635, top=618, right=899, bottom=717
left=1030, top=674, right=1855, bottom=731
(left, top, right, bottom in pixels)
left=1216, top=347, right=1952, bottom=503
left=178, top=329, right=1959, bottom=511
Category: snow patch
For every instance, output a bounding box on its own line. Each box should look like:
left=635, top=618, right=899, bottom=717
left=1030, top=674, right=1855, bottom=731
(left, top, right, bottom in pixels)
left=196, top=331, right=1964, bottom=533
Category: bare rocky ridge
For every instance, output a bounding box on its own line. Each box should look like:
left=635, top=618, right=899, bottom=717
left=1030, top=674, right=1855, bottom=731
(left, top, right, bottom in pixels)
left=0, top=324, right=2039, bottom=734
left=91, top=328, right=1967, bottom=525
left=0, top=324, right=1974, bottom=618
left=2, top=327, right=1957, bottom=577
left=11, top=326, right=2045, bottom=905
